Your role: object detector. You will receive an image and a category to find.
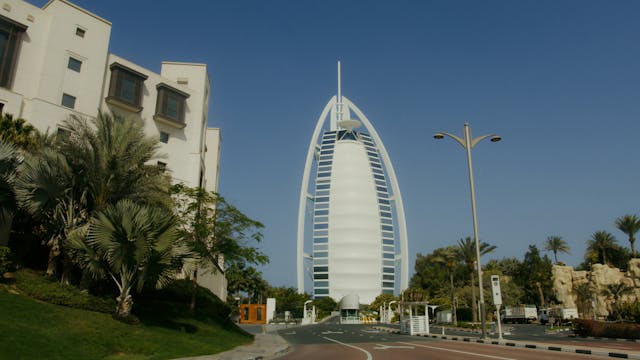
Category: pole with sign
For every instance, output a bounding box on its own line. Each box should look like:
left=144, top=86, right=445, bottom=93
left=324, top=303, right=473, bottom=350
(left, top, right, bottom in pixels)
left=490, top=275, right=503, bottom=339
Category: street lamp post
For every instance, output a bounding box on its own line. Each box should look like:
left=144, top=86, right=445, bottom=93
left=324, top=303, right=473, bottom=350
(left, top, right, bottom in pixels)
left=434, top=122, right=501, bottom=339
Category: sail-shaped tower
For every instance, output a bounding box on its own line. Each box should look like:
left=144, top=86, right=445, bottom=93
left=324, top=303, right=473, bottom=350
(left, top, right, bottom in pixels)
left=296, top=63, right=408, bottom=304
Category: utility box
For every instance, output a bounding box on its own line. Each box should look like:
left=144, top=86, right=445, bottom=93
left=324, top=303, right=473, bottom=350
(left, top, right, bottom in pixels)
left=436, top=310, right=452, bottom=324
left=490, top=275, right=502, bottom=305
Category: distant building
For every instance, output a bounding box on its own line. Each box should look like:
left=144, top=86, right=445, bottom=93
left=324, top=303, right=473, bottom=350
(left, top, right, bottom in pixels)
left=296, top=64, right=408, bottom=304
left=0, top=0, right=225, bottom=300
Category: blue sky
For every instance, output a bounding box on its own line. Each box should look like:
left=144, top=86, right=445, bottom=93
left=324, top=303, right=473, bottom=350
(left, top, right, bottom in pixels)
left=31, top=1, right=640, bottom=288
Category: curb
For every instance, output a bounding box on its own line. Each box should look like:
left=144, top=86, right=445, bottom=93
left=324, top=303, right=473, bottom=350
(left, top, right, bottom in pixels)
left=372, top=327, right=640, bottom=359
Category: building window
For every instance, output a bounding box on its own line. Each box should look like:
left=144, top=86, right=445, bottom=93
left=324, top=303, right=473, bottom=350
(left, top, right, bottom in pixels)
left=154, top=83, right=189, bottom=128
left=157, top=161, right=167, bottom=172
left=75, top=27, right=85, bottom=38
left=0, top=15, right=27, bottom=88
left=106, top=62, right=147, bottom=112
left=67, top=57, right=82, bottom=72
left=159, top=131, right=169, bottom=143
left=61, top=93, right=76, bottom=109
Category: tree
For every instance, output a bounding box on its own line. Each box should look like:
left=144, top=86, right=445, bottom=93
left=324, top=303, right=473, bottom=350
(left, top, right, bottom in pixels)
left=15, top=112, right=170, bottom=279
left=70, top=199, right=190, bottom=319
left=457, top=237, right=496, bottom=323
left=433, top=246, right=460, bottom=324
left=573, top=283, right=595, bottom=319
left=410, top=250, right=452, bottom=299
left=314, top=296, right=338, bottom=319
left=586, top=231, right=618, bottom=265
left=0, top=140, right=19, bottom=246
left=615, top=214, right=640, bottom=258
left=515, top=245, right=553, bottom=306
left=601, top=282, right=634, bottom=320
left=369, top=293, right=398, bottom=313
left=402, top=287, right=428, bottom=302
left=0, top=113, right=40, bottom=152
left=544, top=236, right=570, bottom=264
left=172, top=184, right=269, bottom=312
left=226, top=263, right=264, bottom=301
left=16, top=148, right=86, bottom=278
left=266, top=286, right=310, bottom=318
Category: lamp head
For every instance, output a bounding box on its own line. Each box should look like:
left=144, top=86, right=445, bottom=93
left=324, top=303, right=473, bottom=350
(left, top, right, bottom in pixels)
left=433, top=133, right=444, bottom=140
left=490, top=135, right=502, bottom=142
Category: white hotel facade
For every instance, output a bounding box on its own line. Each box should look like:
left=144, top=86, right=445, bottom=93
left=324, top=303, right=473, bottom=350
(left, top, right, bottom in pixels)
left=297, top=66, right=408, bottom=304
left=0, top=0, right=226, bottom=300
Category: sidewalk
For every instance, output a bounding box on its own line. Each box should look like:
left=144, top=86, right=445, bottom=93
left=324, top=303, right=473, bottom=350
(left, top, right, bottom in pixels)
left=172, top=325, right=292, bottom=360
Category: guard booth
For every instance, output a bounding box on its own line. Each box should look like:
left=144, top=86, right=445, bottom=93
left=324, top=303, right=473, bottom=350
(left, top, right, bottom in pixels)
left=340, top=294, right=361, bottom=324
left=238, top=304, right=267, bottom=324
left=399, top=301, right=430, bottom=335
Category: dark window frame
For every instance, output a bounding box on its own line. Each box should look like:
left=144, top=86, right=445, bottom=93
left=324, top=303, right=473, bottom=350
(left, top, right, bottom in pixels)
left=0, top=15, right=27, bottom=88
left=154, top=83, right=189, bottom=128
left=61, top=93, right=76, bottom=109
left=159, top=131, right=169, bottom=143
left=67, top=57, right=82, bottom=72
left=106, top=62, right=147, bottom=112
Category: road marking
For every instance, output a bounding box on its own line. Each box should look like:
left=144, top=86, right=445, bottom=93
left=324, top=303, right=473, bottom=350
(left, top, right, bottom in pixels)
left=362, top=329, right=381, bottom=333
left=397, top=342, right=517, bottom=360
left=321, top=331, right=344, bottom=334
left=374, top=344, right=415, bottom=350
left=324, top=337, right=373, bottom=360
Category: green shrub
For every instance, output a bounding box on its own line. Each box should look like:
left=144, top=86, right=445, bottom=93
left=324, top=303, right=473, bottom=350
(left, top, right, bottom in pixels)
left=13, top=269, right=115, bottom=313
left=573, top=319, right=640, bottom=339
left=619, top=300, right=640, bottom=323
left=136, top=279, right=232, bottom=322
left=456, top=307, right=473, bottom=322
left=0, top=246, right=12, bottom=275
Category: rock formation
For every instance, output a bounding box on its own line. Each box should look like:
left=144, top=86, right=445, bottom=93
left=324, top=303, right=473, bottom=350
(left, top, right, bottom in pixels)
left=551, top=259, right=640, bottom=319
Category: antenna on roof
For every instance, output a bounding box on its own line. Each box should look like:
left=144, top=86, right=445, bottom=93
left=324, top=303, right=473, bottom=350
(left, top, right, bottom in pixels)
left=337, top=60, right=342, bottom=123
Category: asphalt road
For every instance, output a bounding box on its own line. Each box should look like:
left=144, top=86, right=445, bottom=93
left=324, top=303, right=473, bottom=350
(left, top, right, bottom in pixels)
left=275, top=323, right=618, bottom=359
left=429, top=323, right=640, bottom=352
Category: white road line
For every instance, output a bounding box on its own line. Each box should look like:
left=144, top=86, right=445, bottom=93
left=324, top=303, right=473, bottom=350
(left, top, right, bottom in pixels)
left=397, top=342, right=517, bottom=360
left=374, top=344, right=415, bottom=350
left=323, top=337, right=373, bottom=360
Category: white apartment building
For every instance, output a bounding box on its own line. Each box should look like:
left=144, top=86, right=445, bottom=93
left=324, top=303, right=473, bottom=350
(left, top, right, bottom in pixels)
left=0, top=0, right=226, bottom=300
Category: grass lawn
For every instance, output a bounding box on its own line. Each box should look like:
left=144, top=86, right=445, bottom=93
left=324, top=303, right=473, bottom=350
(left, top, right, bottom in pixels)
left=0, top=277, right=252, bottom=360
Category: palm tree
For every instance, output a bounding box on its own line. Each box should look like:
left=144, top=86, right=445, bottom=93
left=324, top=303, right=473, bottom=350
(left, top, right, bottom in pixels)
left=433, top=246, right=459, bottom=324
left=615, top=214, right=640, bottom=258
left=457, top=237, right=496, bottom=323
left=544, top=236, right=570, bottom=264
left=57, top=112, right=170, bottom=210
left=0, top=113, right=39, bottom=151
left=71, top=199, right=191, bottom=319
left=0, top=140, right=20, bottom=246
left=15, top=112, right=170, bottom=278
left=15, top=148, right=84, bottom=277
left=601, top=282, right=634, bottom=320
left=572, top=283, right=594, bottom=319
left=587, top=231, right=618, bottom=265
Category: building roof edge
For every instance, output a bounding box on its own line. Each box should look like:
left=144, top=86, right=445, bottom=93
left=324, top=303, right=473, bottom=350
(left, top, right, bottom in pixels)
left=42, top=0, right=112, bottom=26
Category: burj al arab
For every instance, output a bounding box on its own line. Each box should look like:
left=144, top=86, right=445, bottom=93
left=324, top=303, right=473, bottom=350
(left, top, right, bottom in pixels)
left=296, top=62, right=409, bottom=304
